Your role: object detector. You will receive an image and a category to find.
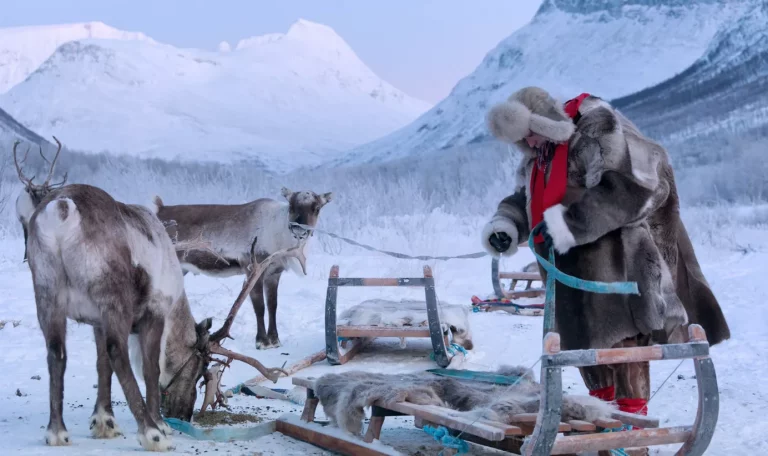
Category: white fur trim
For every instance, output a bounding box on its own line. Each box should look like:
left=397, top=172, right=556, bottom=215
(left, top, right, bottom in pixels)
left=543, top=204, right=577, bottom=254
left=481, top=217, right=518, bottom=257
left=486, top=101, right=531, bottom=144
left=528, top=113, right=575, bottom=143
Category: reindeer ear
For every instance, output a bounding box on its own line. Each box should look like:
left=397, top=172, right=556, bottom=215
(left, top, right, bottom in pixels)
left=281, top=187, right=293, bottom=201
left=321, top=192, right=333, bottom=206
left=197, top=317, right=213, bottom=334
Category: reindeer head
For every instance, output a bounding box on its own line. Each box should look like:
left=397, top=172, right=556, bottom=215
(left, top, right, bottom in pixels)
left=160, top=316, right=213, bottom=421
left=13, top=137, right=68, bottom=261
left=281, top=187, right=332, bottom=241
left=164, top=242, right=303, bottom=419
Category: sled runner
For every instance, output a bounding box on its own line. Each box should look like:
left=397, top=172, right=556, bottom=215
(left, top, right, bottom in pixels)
left=491, top=257, right=545, bottom=300
left=324, top=265, right=459, bottom=368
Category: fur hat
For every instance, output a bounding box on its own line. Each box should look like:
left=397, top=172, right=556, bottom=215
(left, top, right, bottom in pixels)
left=487, top=86, right=575, bottom=144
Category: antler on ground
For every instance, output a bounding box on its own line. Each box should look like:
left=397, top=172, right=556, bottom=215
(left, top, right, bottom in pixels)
left=200, top=240, right=306, bottom=411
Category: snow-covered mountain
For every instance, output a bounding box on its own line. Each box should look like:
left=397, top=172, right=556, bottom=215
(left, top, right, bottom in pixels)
left=613, top=1, right=768, bottom=165
left=0, top=106, right=49, bottom=146
left=0, top=19, right=431, bottom=173
left=0, top=21, right=153, bottom=94
left=330, top=0, right=753, bottom=167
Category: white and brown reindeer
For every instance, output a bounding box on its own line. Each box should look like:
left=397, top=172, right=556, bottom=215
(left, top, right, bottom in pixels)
left=152, top=187, right=333, bottom=349
left=13, top=138, right=293, bottom=451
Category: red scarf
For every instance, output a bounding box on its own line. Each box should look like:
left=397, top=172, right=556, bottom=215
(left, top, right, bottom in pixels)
left=530, top=92, right=590, bottom=243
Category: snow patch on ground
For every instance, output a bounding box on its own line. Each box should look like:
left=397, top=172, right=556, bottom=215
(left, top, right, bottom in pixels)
left=0, top=205, right=766, bottom=454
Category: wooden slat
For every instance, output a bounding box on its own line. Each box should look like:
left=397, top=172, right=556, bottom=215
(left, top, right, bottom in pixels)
left=378, top=401, right=506, bottom=441
left=508, top=413, right=571, bottom=433
left=419, top=404, right=523, bottom=436
left=338, top=337, right=374, bottom=364
left=549, top=425, right=692, bottom=454
left=504, top=289, right=546, bottom=298
left=363, top=416, right=385, bottom=443
left=276, top=414, right=401, bottom=456
left=301, top=398, right=319, bottom=422
left=499, top=272, right=542, bottom=281
left=544, top=342, right=709, bottom=367
left=610, top=410, right=660, bottom=429
left=292, top=377, right=315, bottom=389
left=567, top=420, right=597, bottom=432
left=336, top=325, right=430, bottom=338
left=593, top=418, right=624, bottom=429
left=331, top=277, right=427, bottom=287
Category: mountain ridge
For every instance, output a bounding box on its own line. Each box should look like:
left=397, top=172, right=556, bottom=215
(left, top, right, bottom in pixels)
left=0, top=19, right=431, bottom=173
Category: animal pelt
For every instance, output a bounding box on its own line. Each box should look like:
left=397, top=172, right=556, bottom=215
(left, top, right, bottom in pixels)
left=313, top=366, right=616, bottom=436
left=338, top=298, right=473, bottom=350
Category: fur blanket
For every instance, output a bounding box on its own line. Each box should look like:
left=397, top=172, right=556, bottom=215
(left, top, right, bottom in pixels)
left=313, top=366, right=616, bottom=435
left=338, top=299, right=473, bottom=350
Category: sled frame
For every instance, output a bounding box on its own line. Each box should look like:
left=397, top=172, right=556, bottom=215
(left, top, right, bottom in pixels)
left=521, top=324, right=718, bottom=455
left=286, top=376, right=662, bottom=456
left=491, top=256, right=545, bottom=300
left=324, top=264, right=454, bottom=368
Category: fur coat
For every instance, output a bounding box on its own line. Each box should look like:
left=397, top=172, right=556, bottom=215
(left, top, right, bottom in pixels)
left=481, top=87, right=730, bottom=350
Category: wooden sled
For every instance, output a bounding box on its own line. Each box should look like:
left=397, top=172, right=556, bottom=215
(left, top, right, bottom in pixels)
left=491, top=256, right=545, bottom=300
left=287, top=324, right=717, bottom=456
left=282, top=376, right=660, bottom=456
left=324, top=265, right=457, bottom=368
left=520, top=324, right=718, bottom=455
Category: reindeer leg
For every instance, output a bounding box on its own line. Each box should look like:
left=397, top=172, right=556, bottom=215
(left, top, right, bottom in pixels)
left=89, top=327, right=122, bottom=439
left=37, top=288, right=70, bottom=446
left=251, top=276, right=269, bottom=349
left=265, top=270, right=282, bottom=348
left=139, top=314, right=171, bottom=437
left=103, top=322, right=173, bottom=451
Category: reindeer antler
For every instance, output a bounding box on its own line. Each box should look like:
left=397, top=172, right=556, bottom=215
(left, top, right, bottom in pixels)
left=13, top=136, right=67, bottom=192
left=200, top=240, right=307, bottom=411
left=13, top=141, right=35, bottom=188
left=209, top=242, right=307, bottom=343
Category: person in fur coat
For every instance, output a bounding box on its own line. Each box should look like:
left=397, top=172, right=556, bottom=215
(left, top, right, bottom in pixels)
left=480, top=86, right=730, bottom=417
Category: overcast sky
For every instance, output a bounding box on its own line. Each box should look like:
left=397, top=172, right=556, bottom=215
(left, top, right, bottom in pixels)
left=0, top=0, right=543, bottom=103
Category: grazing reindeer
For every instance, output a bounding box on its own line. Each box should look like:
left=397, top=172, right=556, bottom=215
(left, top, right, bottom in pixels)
left=14, top=138, right=292, bottom=451
left=153, top=187, right=333, bottom=349
left=14, top=138, right=210, bottom=450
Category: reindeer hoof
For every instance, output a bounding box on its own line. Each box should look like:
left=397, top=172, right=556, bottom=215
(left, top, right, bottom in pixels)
left=90, top=411, right=122, bottom=439
left=156, top=420, right=172, bottom=437
left=138, top=428, right=174, bottom=452
left=255, top=338, right=272, bottom=350
left=45, top=429, right=71, bottom=446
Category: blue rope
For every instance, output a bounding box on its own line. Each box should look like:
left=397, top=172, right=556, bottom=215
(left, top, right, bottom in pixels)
left=430, top=343, right=467, bottom=362
left=527, top=225, right=640, bottom=296
left=528, top=223, right=640, bottom=333
left=422, top=424, right=469, bottom=455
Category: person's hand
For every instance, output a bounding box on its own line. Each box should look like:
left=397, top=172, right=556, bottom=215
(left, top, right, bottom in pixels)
left=488, top=231, right=512, bottom=253
left=532, top=222, right=554, bottom=252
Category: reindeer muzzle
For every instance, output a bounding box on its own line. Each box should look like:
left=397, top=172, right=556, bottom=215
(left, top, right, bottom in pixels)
left=289, top=222, right=311, bottom=240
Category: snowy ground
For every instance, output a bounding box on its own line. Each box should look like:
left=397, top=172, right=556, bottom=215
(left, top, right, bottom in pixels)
left=1, top=212, right=766, bottom=455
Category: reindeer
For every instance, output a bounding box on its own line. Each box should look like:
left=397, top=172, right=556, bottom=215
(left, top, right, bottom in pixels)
left=13, top=138, right=291, bottom=451
left=153, top=187, right=332, bottom=349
